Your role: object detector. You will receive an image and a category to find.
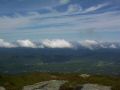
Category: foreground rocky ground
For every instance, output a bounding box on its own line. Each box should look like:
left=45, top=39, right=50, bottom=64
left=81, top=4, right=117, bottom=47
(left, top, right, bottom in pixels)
left=23, top=80, right=66, bottom=90
left=0, top=87, right=5, bottom=90
left=0, top=73, right=119, bottom=90
left=0, top=81, right=112, bottom=90
left=22, top=80, right=111, bottom=90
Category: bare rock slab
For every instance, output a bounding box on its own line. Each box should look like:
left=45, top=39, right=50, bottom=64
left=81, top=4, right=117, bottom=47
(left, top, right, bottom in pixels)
left=23, top=80, right=66, bottom=90
left=0, top=87, right=5, bottom=90
left=81, top=84, right=111, bottom=90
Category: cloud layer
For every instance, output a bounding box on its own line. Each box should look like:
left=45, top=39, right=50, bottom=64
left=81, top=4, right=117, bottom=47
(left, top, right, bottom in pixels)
left=79, top=40, right=98, bottom=49
left=0, top=39, right=119, bottom=49
left=0, top=39, right=15, bottom=48
left=42, top=39, right=73, bottom=48
left=16, top=40, right=37, bottom=48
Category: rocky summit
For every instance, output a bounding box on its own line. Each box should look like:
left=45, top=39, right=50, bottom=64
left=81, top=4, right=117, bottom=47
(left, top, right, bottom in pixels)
left=22, top=80, right=111, bottom=90
left=23, top=80, right=66, bottom=90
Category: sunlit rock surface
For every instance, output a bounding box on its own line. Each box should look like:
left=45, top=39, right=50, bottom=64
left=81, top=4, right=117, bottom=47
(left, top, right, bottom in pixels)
left=23, top=80, right=111, bottom=90
left=23, top=80, right=66, bottom=90
left=0, top=87, right=5, bottom=90
left=80, top=74, right=90, bottom=78
left=81, top=84, right=111, bottom=90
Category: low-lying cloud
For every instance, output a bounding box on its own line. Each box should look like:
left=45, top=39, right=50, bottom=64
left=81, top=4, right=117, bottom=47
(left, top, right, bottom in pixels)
left=16, top=40, right=37, bottom=48
left=79, top=40, right=98, bottom=49
left=0, top=39, right=119, bottom=49
left=41, top=39, right=73, bottom=48
left=0, top=39, right=15, bottom=48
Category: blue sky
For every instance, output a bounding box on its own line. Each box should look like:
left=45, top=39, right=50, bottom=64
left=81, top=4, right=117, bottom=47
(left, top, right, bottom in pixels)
left=0, top=0, right=120, bottom=42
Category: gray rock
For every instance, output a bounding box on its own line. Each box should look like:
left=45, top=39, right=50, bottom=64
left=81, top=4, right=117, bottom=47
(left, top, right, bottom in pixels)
left=23, top=80, right=66, bottom=90
left=0, top=87, right=5, bottom=90
left=80, top=74, right=90, bottom=78
left=81, top=84, right=111, bottom=90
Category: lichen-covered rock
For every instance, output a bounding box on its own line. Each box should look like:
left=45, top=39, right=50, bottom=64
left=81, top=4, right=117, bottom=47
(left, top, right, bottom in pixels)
left=23, top=80, right=66, bottom=90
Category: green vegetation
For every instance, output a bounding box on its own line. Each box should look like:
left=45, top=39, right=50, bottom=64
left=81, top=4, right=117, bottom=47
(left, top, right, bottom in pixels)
left=0, top=72, right=120, bottom=90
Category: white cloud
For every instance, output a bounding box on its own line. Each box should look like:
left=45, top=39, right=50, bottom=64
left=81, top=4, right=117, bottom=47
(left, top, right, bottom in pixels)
left=66, top=3, right=109, bottom=14
left=99, top=44, right=107, bottom=48
left=79, top=40, right=98, bottom=49
left=0, top=39, right=73, bottom=48
left=41, top=39, right=73, bottom=48
left=16, top=40, right=37, bottom=48
left=83, top=3, right=109, bottom=13
left=0, top=39, right=15, bottom=48
left=0, top=39, right=119, bottom=49
left=109, top=44, right=117, bottom=48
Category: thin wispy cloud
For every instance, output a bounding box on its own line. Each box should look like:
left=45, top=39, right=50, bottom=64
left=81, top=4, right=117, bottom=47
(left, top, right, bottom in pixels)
left=0, top=0, right=120, bottom=41
left=0, top=10, right=120, bottom=32
left=66, top=3, right=109, bottom=14
left=82, top=3, right=110, bottom=13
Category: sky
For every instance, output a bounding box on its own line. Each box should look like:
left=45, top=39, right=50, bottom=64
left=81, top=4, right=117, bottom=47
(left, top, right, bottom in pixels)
left=0, top=0, right=120, bottom=42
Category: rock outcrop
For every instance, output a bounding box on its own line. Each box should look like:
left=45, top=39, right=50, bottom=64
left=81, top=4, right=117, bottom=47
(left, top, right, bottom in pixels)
left=79, top=84, right=111, bottom=90
left=23, top=80, right=111, bottom=90
left=0, top=87, right=5, bottom=90
left=23, top=80, right=66, bottom=90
